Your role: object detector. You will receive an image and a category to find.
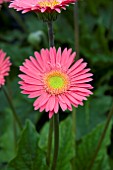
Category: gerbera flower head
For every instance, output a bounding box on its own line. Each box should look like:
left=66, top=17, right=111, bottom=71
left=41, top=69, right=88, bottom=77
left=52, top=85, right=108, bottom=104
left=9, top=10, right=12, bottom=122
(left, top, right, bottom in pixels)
left=0, top=50, right=12, bottom=87
left=9, top=0, right=76, bottom=21
left=19, top=47, right=93, bottom=118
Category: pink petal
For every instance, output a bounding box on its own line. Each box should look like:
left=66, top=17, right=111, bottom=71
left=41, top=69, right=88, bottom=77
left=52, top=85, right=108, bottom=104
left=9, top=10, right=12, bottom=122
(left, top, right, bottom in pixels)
left=69, top=87, right=93, bottom=94
left=56, top=47, right=61, bottom=64
left=69, top=63, right=87, bottom=76
left=28, top=90, right=44, bottom=98
left=64, top=52, right=76, bottom=70
left=61, top=48, right=68, bottom=65
left=60, top=94, right=72, bottom=108
left=70, top=83, right=93, bottom=89
left=54, top=97, right=59, bottom=113
left=55, top=8, right=61, bottom=13
left=30, top=56, right=43, bottom=72
left=68, top=91, right=87, bottom=101
left=71, top=73, right=93, bottom=82
left=61, top=48, right=72, bottom=66
left=33, top=92, right=48, bottom=107
left=59, top=100, right=67, bottom=111
left=49, top=111, right=54, bottom=119
left=34, top=51, right=45, bottom=70
left=20, top=66, right=42, bottom=79
left=49, top=47, right=56, bottom=66
left=65, top=92, right=80, bottom=105
left=73, top=78, right=93, bottom=84
left=18, top=74, right=43, bottom=84
left=44, top=94, right=55, bottom=112
left=67, top=58, right=83, bottom=74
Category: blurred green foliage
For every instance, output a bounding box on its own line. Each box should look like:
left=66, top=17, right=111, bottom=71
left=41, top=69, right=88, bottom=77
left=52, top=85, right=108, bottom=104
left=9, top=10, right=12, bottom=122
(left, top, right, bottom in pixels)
left=0, top=0, right=113, bottom=169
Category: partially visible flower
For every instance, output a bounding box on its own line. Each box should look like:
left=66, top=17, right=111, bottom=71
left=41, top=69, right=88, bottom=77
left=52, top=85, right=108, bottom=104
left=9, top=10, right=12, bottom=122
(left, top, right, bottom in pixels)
left=0, top=50, right=11, bottom=87
left=9, top=0, right=76, bottom=14
left=19, top=47, right=93, bottom=118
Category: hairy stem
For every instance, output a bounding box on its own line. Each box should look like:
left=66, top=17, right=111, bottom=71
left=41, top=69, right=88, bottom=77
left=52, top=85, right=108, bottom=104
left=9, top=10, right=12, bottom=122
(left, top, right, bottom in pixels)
left=47, top=21, right=54, bottom=47
left=46, top=20, right=55, bottom=167
left=71, top=2, right=79, bottom=169
left=74, top=2, right=79, bottom=60
left=51, top=113, right=59, bottom=170
left=72, top=107, right=76, bottom=170
left=46, top=118, right=53, bottom=166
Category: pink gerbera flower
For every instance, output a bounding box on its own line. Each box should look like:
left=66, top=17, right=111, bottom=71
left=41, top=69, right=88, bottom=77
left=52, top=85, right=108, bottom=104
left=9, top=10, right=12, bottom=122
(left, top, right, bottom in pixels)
left=9, top=0, right=76, bottom=13
left=0, top=50, right=11, bottom=87
left=19, top=47, right=93, bottom=118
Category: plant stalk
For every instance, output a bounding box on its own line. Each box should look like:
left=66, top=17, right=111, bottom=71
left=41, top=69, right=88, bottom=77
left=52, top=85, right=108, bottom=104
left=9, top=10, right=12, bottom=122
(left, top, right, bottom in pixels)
left=47, top=21, right=54, bottom=47
left=88, top=104, right=113, bottom=170
left=74, top=2, right=79, bottom=60
left=46, top=118, right=53, bottom=166
left=71, top=2, right=79, bottom=169
left=2, top=86, right=22, bottom=130
left=51, top=113, right=59, bottom=170
left=72, top=107, right=76, bottom=170
left=46, top=20, right=55, bottom=167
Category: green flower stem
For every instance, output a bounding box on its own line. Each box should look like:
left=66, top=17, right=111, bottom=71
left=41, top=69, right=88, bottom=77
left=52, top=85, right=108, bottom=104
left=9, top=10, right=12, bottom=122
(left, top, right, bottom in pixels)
left=51, top=113, right=59, bottom=170
left=2, top=86, right=22, bottom=130
left=47, top=21, right=54, bottom=47
left=71, top=2, right=79, bottom=169
left=46, top=20, right=55, bottom=167
left=74, top=2, right=79, bottom=60
left=46, top=117, right=53, bottom=166
left=13, top=119, right=18, bottom=150
left=72, top=107, right=76, bottom=170
left=88, top=104, right=113, bottom=170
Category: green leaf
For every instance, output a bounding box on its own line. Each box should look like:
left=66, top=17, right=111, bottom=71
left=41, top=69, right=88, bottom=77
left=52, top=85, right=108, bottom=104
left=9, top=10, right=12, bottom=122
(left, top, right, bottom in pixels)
left=0, top=110, right=15, bottom=164
left=56, top=117, right=75, bottom=170
left=8, top=120, right=48, bottom=170
left=39, top=117, right=75, bottom=170
left=76, top=95, right=112, bottom=139
left=75, top=122, right=112, bottom=170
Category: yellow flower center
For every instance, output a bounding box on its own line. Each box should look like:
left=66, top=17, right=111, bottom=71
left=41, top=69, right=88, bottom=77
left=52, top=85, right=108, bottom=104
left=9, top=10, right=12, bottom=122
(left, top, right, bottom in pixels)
left=38, top=0, right=60, bottom=8
left=43, top=70, right=70, bottom=95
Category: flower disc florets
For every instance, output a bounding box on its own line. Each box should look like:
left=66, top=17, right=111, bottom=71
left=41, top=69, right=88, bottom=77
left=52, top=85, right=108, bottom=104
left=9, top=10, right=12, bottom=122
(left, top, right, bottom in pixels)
left=38, top=0, right=60, bottom=8
left=43, top=70, right=70, bottom=95
left=19, top=47, right=93, bottom=118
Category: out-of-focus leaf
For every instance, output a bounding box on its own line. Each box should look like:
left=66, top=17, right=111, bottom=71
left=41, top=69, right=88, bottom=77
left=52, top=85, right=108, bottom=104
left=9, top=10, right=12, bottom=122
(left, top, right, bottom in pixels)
left=75, top=122, right=112, bottom=170
left=0, top=43, right=33, bottom=67
left=55, top=15, right=74, bottom=48
left=56, top=117, right=75, bottom=170
left=8, top=120, right=48, bottom=170
left=39, top=117, right=75, bottom=170
left=0, top=89, right=7, bottom=112
left=76, top=95, right=112, bottom=139
left=38, top=122, right=49, bottom=150
left=0, top=110, right=15, bottom=166
left=24, top=14, right=44, bottom=32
